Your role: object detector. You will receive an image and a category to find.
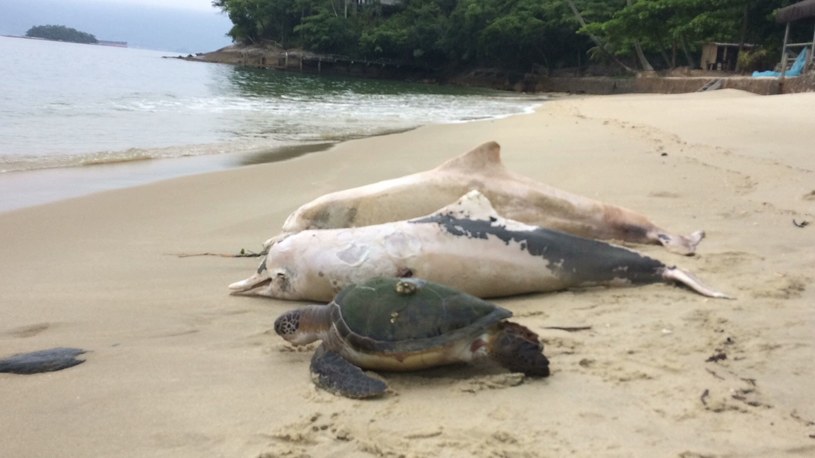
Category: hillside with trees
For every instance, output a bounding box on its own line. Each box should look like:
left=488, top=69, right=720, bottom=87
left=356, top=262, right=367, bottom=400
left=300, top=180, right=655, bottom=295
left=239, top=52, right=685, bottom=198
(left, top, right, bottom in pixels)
left=212, top=0, right=804, bottom=75
left=25, top=25, right=98, bottom=44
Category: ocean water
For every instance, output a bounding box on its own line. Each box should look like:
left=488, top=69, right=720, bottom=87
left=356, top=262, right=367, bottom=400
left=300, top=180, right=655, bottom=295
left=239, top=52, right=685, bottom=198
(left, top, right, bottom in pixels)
left=0, top=36, right=542, bottom=212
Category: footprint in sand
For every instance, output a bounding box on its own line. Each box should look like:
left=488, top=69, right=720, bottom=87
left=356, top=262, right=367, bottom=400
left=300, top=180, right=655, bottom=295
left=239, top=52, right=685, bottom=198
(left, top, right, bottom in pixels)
left=258, top=412, right=351, bottom=456
left=697, top=251, right=763, bottom=270
left=6, top=322, right=50, bottom=338
left=750, top=273, right=808, bottom=300
left=700, top=379, right=771, bottom=414
left=457, top=373, right=525, bottom=393
left=575, top=356, right=654, bottom=384
left=648, top=191, right=681, bottom=199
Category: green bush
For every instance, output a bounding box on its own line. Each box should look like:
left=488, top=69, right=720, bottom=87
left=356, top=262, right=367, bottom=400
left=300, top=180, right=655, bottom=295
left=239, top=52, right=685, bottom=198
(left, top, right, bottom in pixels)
left=26, top=25, right=98, bottom=44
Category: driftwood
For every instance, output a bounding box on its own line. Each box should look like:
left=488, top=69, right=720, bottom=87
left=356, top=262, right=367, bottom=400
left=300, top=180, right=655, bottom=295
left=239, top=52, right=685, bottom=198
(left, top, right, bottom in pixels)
left=172, top=248, right=266, bottom=258
left=541, top=326, right=593, bottom=333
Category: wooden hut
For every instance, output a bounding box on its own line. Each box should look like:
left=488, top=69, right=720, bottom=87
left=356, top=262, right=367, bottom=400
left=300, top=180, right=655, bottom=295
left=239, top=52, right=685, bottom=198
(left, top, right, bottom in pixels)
left=776, top=0, right=815, bottom=78
left=701, top=42, right=755, bottom=71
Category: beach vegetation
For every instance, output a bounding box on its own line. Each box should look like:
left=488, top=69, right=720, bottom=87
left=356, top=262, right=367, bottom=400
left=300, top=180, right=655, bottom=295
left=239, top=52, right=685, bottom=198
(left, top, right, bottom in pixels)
left=737, top=47, right=774, bottom=73
left=212, top=0, right=801, bottom=74
left=25, top=25, right=98, bottom=44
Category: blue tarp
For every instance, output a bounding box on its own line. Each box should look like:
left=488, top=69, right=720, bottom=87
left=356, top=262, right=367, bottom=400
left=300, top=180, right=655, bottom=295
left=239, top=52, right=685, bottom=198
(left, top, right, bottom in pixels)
left=752, top=48, right=809, bottom=78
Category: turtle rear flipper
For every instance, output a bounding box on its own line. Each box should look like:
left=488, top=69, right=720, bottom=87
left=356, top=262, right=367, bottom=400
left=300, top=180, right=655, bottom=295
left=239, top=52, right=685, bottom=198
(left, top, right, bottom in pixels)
left=0, top=348, right=86, bottom=374
left=489, top=322, right=550, bottom=377
left=310, top=344, right=387, bottom=399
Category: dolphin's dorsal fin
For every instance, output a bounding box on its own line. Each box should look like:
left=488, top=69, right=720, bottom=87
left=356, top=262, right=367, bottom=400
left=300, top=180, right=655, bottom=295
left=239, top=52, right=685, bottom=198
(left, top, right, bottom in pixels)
left=435, top=190, right=501, bottom=221
left=434, top=141, right=504, bottom=173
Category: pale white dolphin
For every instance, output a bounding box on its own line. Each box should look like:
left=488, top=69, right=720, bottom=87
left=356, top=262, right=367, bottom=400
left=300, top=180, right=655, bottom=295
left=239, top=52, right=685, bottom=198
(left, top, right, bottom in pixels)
left=275, top=141, right=704, bottom=255
left=232, top=191, right=729, bottom=301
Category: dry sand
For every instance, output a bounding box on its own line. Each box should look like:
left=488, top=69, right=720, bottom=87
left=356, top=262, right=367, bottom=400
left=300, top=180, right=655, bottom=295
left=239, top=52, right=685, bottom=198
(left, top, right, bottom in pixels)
left=1, top=89, right=813, bottom=457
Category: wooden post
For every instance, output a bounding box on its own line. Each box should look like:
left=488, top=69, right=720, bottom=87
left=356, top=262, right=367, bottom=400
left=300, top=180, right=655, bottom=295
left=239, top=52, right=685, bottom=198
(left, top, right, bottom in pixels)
left=780, top=22, right=790, bottom=82
left=809, top=24, right=815, bottom=71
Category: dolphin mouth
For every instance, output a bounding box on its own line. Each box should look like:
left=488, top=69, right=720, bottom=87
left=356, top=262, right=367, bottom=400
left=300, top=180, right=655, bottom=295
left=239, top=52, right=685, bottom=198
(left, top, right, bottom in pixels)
left=228, top=273, right=272, bottom=295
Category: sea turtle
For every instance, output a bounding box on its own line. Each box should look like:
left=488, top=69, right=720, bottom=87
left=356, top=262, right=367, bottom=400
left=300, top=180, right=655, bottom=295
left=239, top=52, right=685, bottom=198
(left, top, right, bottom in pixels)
left=274, top=277, right=550, bottom=399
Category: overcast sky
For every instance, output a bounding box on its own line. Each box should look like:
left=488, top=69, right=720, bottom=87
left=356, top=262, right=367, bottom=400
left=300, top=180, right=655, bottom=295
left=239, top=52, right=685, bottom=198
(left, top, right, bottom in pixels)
left=90, top=0, right=219, bottom=12
left=1, top=0, right=232, bottom=52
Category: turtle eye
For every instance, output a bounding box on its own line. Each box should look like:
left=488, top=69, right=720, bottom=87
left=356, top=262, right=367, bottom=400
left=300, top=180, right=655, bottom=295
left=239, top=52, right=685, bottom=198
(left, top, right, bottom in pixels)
left=274, top=311, right=299, bottom=337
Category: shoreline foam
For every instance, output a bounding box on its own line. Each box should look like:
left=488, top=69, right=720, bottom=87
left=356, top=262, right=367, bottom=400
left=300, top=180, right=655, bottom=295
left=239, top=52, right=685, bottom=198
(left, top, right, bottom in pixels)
left=0, top=131, right=416, bottom=213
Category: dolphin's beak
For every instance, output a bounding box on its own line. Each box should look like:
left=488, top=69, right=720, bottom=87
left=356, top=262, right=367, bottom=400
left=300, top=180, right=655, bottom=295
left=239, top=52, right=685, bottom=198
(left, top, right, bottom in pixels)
left=228, top=272, right=272, bottom=295
left=228, top=256, right=272, bottom=295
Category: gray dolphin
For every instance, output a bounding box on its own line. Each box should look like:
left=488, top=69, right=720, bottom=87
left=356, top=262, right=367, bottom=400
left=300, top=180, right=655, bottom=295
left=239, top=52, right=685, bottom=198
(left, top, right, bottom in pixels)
left=230, top=191, right=729, bottom=301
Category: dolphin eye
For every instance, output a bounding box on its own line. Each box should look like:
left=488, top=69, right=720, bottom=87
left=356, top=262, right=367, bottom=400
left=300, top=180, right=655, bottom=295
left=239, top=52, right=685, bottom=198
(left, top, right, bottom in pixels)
left=273, top=271, right=292, bottom=292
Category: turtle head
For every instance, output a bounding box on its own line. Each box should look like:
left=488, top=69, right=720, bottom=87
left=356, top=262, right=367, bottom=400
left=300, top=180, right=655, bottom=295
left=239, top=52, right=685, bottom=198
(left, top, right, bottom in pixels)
left=274, top=305, right=330, bottom=346
left=489, top=322, right=550, bottom=377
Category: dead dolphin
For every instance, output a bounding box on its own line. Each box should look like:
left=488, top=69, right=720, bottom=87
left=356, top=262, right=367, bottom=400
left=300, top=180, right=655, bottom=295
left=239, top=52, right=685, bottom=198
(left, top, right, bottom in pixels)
left=232, top=191, right=728, bottom=301
left=277, top=141, right=704, bottom=255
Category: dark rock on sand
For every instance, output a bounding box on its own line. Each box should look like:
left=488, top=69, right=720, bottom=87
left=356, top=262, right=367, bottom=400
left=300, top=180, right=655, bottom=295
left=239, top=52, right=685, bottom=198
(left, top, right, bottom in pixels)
left=0, top=347, right=87, bottom=374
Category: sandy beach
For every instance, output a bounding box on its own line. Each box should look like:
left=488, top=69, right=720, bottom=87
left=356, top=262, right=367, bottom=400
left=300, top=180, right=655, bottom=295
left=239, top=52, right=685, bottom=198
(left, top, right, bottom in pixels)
left=1, top=89, right=813, bottom=457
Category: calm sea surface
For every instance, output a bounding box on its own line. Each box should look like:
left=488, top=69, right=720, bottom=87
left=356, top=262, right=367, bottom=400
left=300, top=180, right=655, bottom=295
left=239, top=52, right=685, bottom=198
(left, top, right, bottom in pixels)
left=0, top=36, right=542, bottom=212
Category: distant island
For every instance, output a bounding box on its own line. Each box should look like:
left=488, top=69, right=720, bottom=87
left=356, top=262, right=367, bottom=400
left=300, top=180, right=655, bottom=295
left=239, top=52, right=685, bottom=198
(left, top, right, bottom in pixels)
left=26, top=25, right=97, bottom=44
left=20, top=25, right=127, bottom=47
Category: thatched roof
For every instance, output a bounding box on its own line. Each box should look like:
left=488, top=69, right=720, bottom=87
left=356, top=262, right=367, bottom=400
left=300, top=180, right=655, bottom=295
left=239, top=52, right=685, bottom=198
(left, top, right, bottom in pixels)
left=777, top=0, right=815, bottom=23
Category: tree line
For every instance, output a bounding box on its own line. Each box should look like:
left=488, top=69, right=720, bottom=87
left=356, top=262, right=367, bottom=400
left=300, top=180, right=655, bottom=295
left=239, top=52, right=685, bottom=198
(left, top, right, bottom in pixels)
left=26, top=25, right=98, bottom=44
left=212, top=0, right=802, bottom=74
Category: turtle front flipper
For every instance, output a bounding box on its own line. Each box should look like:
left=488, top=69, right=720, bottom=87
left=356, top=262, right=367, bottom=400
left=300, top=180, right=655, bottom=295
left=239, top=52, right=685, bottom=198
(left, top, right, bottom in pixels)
left=310, top=344, right=387, bottom=399
left=489, top=322, right=550, bottom=377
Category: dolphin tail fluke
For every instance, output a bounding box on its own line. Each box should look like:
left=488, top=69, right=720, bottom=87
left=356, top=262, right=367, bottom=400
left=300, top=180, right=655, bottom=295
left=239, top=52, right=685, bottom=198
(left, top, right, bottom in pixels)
left=661, top=266, right=733, bottom=299
left=657, top=230, right=705, bottom=256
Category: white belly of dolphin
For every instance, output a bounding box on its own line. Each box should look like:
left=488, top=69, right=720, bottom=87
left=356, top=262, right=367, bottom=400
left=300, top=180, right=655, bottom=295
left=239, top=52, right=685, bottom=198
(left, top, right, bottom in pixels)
left=301, top=223, right=567, bottom=300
